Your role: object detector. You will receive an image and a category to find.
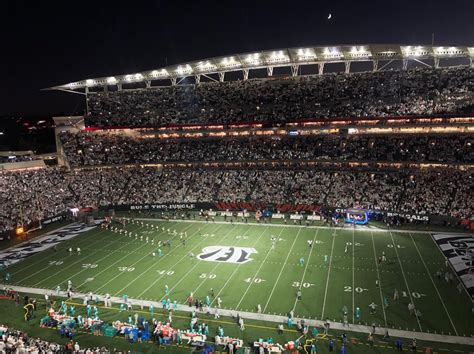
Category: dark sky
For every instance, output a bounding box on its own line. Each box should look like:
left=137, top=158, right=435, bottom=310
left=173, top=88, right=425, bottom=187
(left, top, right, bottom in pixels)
left=1, top=0, right=473, bottom=117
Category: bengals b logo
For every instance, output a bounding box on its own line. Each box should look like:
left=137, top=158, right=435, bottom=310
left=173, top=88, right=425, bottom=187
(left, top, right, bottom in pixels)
left=197, top=246, right=257, bottom=264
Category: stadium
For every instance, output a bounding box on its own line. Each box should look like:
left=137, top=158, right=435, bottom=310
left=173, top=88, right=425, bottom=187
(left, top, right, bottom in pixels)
left=0, top=43, right=473, bottom=353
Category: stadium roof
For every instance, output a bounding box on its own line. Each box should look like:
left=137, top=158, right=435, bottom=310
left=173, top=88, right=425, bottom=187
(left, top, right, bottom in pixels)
left=46, top=44, right=474, bottom=92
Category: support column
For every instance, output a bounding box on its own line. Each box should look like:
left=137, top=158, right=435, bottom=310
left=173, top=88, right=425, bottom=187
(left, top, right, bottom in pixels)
left=218, top=72, right=225, bottom=82
left=402, top=59, right=408, bottom=70
left=318, top=62, right=325, bottom=75
left=344, top=61, right=351, bottom=74
left=103, top=85, right=108, bottom=93
left=291, top=64, right=299, bottom=77
left=434, top=58, right=440, bottom=69
left=117, top=84, right=122, bottom=92
left=85, top=87, right=89, bottom=94
left=195, top=75, right=201, bottom=85
left=242, top=68, right=249, bottom=81
left=267, top=66, right=274, bottom=76
left=171, top=78, right=177, bottom=86
left=372, top=60, right=378, bottom=72
left=145, top=80, right=151, bottom=88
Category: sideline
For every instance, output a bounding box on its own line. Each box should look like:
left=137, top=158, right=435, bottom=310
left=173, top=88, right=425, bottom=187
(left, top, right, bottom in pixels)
left=1, top=284, right=473, bottom=347
left=135, top=218, right=473, bottom=236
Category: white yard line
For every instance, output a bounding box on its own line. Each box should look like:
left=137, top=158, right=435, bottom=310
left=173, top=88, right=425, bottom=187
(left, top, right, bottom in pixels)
left=74, top=227, right=156, bottom=289
left=0, top=221, right=74, bottom=253
left=263, top=228, right=302, bottom=313
left=321, top=228, right=336, bottom=320
left=291, top=229, right=319, bottom=311
left=10, top=227, right=109, bottom=276
left=389, top=231, right=422, bottom=332
left=133, top=224, right=228, bottom=299
left=409, top=233, right=458, bottom=336
left=192, top=226, right=270, bottom=306
left=156, top=224, right=240, bottom=300
left=209, top=227, right=273, bottom=307
left=370, top=231, right=387, bottom=327
left=428, top=235, right=473, bottom=303
left=99, top=223, right=194, bottom=295
left=352, top=228, right=355, bottom=323
left=137, top=218, right=473, bottom=236
left=72, top=222, right=171, bottom=289
left=23, top=230, right=129, bottom=286
left=3, top=284, right=474, bottom=346
left=234, top=227, right=279, bottom=310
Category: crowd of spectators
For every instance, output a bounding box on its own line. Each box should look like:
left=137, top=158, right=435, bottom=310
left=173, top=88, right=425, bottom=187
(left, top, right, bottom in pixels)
left=0, top=324, right=107, bottom=353
left=0, top=167, right=471, bottom=233
left=86, top=67, right=473, bottom=127
left=60, top=131, right=473, bottom=167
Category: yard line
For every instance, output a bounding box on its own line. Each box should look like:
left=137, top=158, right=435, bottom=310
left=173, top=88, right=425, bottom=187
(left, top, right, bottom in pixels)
left=155, top=224, right=239, bottom=300
left=428, top=235, right=473, bottom=302
left=98, top=222, right=194, bottom=295
left=352, top=228, right=355, bottom=323
left=389, top=231, right=422, bottom=332
left=20, top=229, right=130, bottom=285
left=234, top=227, right=279, bottom=310
left=190, top=225, right=269, bottom=303
left=321, top=228, right=336, bottom=321
left=263, top=228, right=302, bottom=313
left=136, top=223, right=230, bottom=299
left=291, top=228, right=319, bottom=311
left=210, top=226, right=271, bottom=307
left=409, top=233, right=458, bottom=336
left=370, top=231, right=387, bottom=327
left=10, top=227, right=110, bottom=276
left=74, top=224, right=161, bottom=289
left=30, top=223, right=151, bottom=288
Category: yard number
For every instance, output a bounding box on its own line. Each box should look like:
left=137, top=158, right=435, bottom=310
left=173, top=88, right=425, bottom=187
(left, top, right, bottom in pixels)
left=387, top=244, right=405, bottom=249
left=401, top=291, right=426, bottom=299
left=244, top=277, right=265, bottom=284
left=118, top=267, right=135, bottom=272
left=346, top=242, right=363, bottom=246
left=236, top=235, right=248, bottom=239
left=292, top=281, right=314, bottom=288
left=202, top=234, right=215, bottom=238
left=82, top=263, right=98, bottom=269
left=49, top=261, right=63, bottom=266
left=199, top=273, right=216, bottom=279
left=344, top=286, right=368, bottom=293
left=157, top=270, right=174, bottom=276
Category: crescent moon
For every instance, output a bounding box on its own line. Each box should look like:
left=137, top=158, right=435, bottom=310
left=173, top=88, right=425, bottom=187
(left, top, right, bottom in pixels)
left=328, top=13, right=332, bottom=20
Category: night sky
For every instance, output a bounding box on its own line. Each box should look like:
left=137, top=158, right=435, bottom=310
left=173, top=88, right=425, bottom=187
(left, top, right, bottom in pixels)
left=1, top=0, right=473, bottom=117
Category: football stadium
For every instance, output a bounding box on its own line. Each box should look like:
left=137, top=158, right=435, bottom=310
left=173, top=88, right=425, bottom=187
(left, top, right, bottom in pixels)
left=0, top=44, right=473, bottom=353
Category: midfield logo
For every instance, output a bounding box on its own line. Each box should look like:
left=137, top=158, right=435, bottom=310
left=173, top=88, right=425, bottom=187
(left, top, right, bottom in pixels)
left=197, top=246, right=257, bottom=264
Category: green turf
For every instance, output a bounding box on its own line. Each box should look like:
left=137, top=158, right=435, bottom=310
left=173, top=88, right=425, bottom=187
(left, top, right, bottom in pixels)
left=1, top=294, right=473, bottom=354
left=4, top=219, right=473, bottom=338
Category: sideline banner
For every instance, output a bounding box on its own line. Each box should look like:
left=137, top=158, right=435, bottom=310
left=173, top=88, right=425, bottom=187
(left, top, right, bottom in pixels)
left=432, top=233, right=474, bottom=300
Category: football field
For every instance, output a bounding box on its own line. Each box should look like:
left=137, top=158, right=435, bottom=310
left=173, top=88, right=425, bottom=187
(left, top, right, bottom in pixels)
left=4, top=219, right=473, bottom=338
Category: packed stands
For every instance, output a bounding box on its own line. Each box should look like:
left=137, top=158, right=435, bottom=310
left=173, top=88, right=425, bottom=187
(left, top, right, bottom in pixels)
left=86, top=67, right=473, bottom=127
left=59, top=131, right=473, bottom=166
left=0, top=167, right=472, bottom=233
